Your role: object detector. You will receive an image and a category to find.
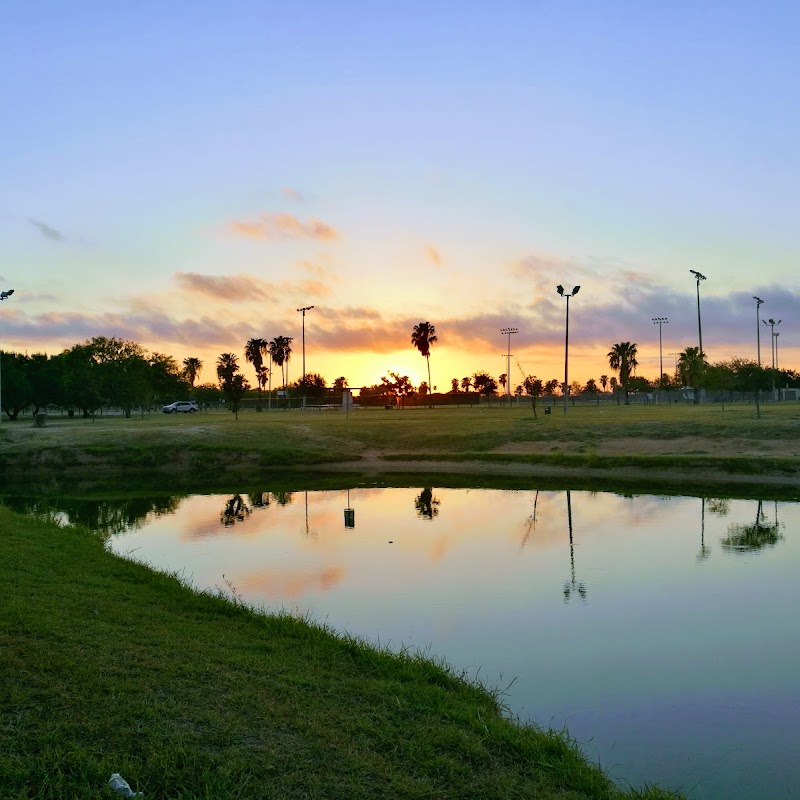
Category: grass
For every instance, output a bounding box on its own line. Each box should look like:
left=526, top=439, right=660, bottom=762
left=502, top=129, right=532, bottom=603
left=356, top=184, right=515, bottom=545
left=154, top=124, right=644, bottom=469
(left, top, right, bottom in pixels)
left=2, top=401, right=800, bottom=492
left=0, top=508, right=683, bottom=799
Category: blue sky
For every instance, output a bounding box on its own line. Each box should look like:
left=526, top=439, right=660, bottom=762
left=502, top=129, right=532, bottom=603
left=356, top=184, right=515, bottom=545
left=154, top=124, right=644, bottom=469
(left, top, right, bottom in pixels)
left=3, top=1, right=799, bottom=386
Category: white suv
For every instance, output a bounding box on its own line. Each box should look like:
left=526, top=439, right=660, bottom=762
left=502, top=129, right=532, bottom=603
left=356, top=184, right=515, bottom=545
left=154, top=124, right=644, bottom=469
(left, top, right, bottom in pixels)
left=162, top=400, right=199, bottom=414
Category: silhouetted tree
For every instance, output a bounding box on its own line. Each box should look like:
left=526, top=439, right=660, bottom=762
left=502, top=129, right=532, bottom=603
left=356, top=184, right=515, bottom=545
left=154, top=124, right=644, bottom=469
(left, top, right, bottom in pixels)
left=461, top=376, right=471, bottom=393
left=411, top=321, right=437, bottom=402
left=608, top=341, right=639, bottom=405
left=599, top=374, right=609, bottom=392
left=522, top=375, right=543, bottom=417
left=678, top=347, right=707, bottom=405
left=182, top=357, right=203, bottom=387
left=245, top=338, right=269, bottom=410
left=415, top=487, right=440, bottom=519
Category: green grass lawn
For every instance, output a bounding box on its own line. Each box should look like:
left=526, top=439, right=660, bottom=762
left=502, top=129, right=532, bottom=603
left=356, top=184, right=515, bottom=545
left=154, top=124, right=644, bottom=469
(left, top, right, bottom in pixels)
left=0, top=508, right=682, bottom=799
left=2, top=402, right=800, bottom=491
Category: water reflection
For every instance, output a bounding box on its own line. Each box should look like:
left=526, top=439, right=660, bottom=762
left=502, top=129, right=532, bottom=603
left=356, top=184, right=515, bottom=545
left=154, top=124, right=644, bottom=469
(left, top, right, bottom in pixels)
left=414, top=487, right=441, bottom=520
left=221, top=494, right=251, bottom=527
left=722, top=500, right=783, bottom=553
left=562, top=490, right=587, bottom=602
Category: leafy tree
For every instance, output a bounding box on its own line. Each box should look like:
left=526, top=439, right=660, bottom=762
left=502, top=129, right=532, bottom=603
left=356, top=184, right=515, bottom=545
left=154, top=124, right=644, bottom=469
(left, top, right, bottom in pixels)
left=450, top=378, right=459, bottom=393
left=27, top=353, right=59, bottom=414
left=245, top=338, right=269, bottom=410
left=703, top=363, right=736, bottom=410
left=182, top=357, right=203, bottom=387
left=381, top=372, right=415, bottom=408
left=295, top=373, right=327, bottom=405
left=607, top=342, right=639, bottom=405
left=217, top=353, right=249, bottom=419
left=472, top=372, right=497, bottom=400
left=193, top=382, right=224, bottom=409
left=418, top=381, right=429, bottom=399
left=583, top=378, right=598, bottom=394
left=460, top=376, right=471, bottom=393
left=677, top=347, right=707, bottom=404
left=149, top=352, right=188, bottom=405
left=333, top=376, right=348, bottom=392
left=90, top=337, right=150, bottom=418
left=411, top=322, right=437, bottom=401
left=544, top=379, right=560, bottom=396
left=0, top=352, right=31, bottom=419
left=58, top=344, right=102, bottom=417
left=522, top=375, right=544, bottom=417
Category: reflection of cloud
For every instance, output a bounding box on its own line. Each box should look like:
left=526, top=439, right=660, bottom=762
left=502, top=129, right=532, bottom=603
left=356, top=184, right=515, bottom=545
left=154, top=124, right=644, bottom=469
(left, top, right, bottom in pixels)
left=230, top=212, right=338, bottom=241
left=28, top=218, right=66, bottom=242
left=240, top=566, right=345, bottom=598
left=426, top=245, right=442, bottom=267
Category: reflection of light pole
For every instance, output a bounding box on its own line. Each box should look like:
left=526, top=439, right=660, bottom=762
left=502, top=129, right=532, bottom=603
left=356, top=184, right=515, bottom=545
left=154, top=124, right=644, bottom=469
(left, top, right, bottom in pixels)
left=652, top=317, right=668, bottom=390
left=563, top=490, right=586, bottom=602
left=0, top=288, right=15, bottom=428
left=500, top=327, right=517, bottom=402
left=297, top=306, right=314, bottom=409
left=556, top=285, right=580, bottom=414
left=697, top=497, right=711, bottom=561
left=753, top=296, right=764, bottom=366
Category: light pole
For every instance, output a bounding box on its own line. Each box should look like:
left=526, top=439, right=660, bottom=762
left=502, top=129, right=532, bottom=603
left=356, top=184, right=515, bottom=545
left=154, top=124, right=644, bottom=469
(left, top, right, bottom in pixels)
left=762, top=317, right=781, bottom=395
left=0, top=289, right=15, bottom=428
left=297, top=305, right=314, bottom=408
left=652, top=317, right=668, bottom=390
left=774, top=331, right=780, bottom=381
left=556, top=284, right=580, bottom=414
left=753, top=296, right=764, bottom=366
left=500, top=327, right=517, bottom=403
left=689, top=270, right=707, bottom=362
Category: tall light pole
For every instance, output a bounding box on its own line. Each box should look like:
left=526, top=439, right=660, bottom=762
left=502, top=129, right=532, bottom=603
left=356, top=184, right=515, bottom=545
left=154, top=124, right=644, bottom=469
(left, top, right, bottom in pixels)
left=500, top=327, right=517, bottom=402
left=652, top=317, right=668, bottom=389
left=762, top=317, right=781, bottom=395
left=297, top=305, right=314, bottom=409
left=0, top=289, right=15, bottom=428
left=689, top=270, right=707, bottom=362
left=556, top=284, right=580, bottom=414
left=753, top=296, right=764, bottom=366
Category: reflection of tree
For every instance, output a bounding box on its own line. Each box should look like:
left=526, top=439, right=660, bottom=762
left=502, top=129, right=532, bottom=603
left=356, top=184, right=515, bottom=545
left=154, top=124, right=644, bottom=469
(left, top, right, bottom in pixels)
left=722, top=500, right=783, bottom=553
left=414, top=488, right=440, bottom=520
left=272, top=491, right=294, bottom=507
left=706, top=498, right=730, bottom=516
left=220, top=494, right=251, bottom=527
left=521, top=490, right=539, bottom=549
left=697, top=497, right=711, bottom=562
left=562, top=491, right=587, bottom=603
left=0, top=495, right=183, bottom=537
left=248, top=492, right=271, bottom=508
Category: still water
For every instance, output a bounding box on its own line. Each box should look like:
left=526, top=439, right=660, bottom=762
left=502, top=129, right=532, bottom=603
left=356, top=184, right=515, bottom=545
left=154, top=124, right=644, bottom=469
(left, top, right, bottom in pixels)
left=16, top=487, right=800, bottom=798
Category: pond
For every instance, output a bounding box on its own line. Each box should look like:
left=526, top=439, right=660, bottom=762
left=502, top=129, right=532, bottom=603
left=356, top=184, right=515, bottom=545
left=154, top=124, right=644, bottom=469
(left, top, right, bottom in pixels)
left=7, top=486, right=799, bottom=799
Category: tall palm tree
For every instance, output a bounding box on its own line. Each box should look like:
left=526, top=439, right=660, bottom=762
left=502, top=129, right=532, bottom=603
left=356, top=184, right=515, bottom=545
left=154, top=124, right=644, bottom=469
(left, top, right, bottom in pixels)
left=245, top=338, right=268, bottom=409
left=216, top=353, right=239, bottom=385
left=268, top=336, right=293, bottom=405
left=607, top=342, right=639, bottom=405
left=461, top=376, right=471, bottom=393
left=599, top=374, right=609, bottom=393
left=182, top=357, right=203, bottom=387
left=677, top=346, right=707, bottom=405
left=411, top=322, right=437, bottom=399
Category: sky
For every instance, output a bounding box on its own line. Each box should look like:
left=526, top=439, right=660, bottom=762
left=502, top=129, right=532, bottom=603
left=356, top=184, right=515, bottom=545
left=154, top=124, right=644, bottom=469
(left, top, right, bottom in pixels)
left=3, top=0, right=800, bottom=390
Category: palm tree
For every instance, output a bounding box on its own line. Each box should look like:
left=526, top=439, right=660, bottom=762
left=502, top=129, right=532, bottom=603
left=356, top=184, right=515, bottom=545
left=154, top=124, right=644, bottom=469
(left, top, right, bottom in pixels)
left=244, top=338, right=268, bottom=410
left=461, top=376, right=471, bottom=393
left=182, top=357, right=203, bottom=387
left=411, top=322, right=437, bottom=401
left=599, top=374, right=609, bottom=393
left=607, top=342, right=639, bottom=405
left=677, top=346, right=707, bottom=405
left=216, top=353, right=239, bottom=385
left=268, top=336, right=293, bottom=407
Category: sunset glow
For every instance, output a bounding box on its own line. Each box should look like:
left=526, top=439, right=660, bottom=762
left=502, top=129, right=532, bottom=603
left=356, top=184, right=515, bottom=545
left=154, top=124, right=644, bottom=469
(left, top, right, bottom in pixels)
left=4, top=2, right=799, bottom=389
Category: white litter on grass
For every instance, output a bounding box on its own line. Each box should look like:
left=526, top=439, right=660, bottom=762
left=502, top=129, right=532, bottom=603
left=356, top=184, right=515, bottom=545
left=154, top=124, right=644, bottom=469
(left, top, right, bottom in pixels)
left=108, top=773, right=143, bottom=797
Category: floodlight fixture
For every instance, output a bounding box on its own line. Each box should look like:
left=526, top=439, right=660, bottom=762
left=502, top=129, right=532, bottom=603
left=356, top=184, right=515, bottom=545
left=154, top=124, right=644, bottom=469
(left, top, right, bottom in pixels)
left=500, top=328, right=519, bottom=400
left=651, top=318, right=669, bottom=389
left=556, top=285, right=581, bottom=414
left=0, top=289, right=14, bottom=301
left=297, top=306, right=315, bottom=408
left=753, top=297, right=764, bottom=366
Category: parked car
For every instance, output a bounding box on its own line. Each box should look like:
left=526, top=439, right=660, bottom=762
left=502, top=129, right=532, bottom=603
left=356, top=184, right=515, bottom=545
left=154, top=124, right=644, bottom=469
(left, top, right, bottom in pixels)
left=162, top=400, right=199, bottom=414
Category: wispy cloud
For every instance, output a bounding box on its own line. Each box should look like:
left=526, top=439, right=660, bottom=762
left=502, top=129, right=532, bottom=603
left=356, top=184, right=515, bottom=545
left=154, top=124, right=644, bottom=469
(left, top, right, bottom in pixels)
left=174, top=272, right=334, bottom=303
left=230, top=212, right=339, bottom=241
left=426, top=245, right=443, bottom=267
left=28, top=218, right=66, bottom=242
left=281, top=187, right=303, bottom=202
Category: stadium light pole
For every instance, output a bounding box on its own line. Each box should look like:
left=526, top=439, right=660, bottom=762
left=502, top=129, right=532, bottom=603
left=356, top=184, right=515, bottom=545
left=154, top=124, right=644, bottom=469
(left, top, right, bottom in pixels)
left=556, top=285, right=580, bottom=414
left=297, top=305, right=314, bottom=408
left=500, top=327, right=518, bottom=402
left=652, top=317, right=668, bottom=389
left=753, top=296, right=764, bottom=366
left=762, top=317, right=781, bottom=395
left=0, top=289, right=15, bottom=428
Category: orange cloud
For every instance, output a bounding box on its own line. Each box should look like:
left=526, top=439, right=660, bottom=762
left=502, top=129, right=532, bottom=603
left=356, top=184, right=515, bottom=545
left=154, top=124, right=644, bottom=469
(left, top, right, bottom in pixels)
left=281, top=186, right=303, bottom=202
left=426, top=245, right=443, bottom=267
left=175, top=272, right=333, bottom=302
left=230, top=212, right=339, bottom=242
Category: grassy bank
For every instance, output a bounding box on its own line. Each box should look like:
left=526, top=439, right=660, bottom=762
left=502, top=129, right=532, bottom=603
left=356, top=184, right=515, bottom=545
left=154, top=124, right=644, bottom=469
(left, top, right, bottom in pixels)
left=1, top=508, right=681, bottom=799
left=2, top=402, right=800, bottom=490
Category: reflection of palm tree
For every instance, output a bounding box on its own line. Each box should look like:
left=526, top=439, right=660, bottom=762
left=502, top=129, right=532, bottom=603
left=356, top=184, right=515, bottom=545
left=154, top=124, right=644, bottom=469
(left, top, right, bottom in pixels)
left=697, top=497, right=711, bottom=561
left=562, top=491, right=587, bottom=602
left=221, top=494, right=251, bottom=527
left=521, top=490, right=539, bottom=550
left=415, top=487, right=440, bottom=519
left=722, top=500, right=783, bottom=552
left=248, top=492, right=270, bottom=508
left=272, top=491, right=294, bottom=506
